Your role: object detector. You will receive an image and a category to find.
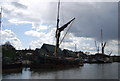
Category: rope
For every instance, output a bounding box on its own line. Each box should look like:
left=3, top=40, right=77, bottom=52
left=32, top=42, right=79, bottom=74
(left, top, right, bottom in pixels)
left=59, top=19, right=75, bottom=46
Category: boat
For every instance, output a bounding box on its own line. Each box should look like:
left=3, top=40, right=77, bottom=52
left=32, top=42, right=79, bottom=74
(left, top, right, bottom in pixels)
left=30, top=0, right=83, bottom=69
left=94, top=53, right=112, bottom=63
left=90, top=29, right=112, bottom=63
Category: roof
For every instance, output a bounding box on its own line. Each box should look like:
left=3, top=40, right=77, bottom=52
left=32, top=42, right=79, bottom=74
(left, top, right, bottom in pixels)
left=63, top=49, right=77, bottom=57
left=41, top=43, right=63, bottom=56
left=35, top=48, right=47, bottom=55
left=41, top=44, right=62, bottom=53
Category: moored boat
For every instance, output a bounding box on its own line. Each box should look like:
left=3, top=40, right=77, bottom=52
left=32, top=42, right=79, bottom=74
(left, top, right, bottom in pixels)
left=30, top=0, right=83, bottom=68
left=89, top=29, right=113, bottom=63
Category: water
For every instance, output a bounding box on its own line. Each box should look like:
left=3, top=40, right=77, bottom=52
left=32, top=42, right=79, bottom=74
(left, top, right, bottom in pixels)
left=2, top=62, right=119, bottom=79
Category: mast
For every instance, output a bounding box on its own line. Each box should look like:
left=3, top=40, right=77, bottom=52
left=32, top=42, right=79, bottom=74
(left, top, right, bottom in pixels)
left=54, top=17, right=75, bottom=57
left=54, top=0, right=75, bottom=57
left=101, top=29, right=106, bottom=55
left=101, top=29, right=103, bottom=54
left=57, top=0, right=60, bottom=29
left=54, top=0, right=60, bottom=57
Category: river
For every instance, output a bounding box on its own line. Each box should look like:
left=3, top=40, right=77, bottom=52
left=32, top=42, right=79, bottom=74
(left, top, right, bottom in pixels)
left=2, top=62, right=119, bottom=79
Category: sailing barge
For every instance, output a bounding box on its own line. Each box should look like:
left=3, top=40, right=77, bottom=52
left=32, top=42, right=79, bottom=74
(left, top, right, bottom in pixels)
left=30, top=44, right=83, bottom=69
left=88, top=29, right=112, bottom=63
left=30, top=1, right=83, bottom=68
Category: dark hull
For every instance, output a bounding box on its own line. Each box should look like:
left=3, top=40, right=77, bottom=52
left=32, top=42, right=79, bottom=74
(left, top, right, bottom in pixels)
left=30, top=56, right=83, bottom=69
left=2, top=62, right=22, bottom=69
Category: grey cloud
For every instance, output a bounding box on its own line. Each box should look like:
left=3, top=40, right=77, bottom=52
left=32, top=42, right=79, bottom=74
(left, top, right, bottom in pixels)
left=62, top=39, right=73, bottom=43
left=40, top=2, right=118, bottom=41
left=3, top=8, right=23, bottom=17
left=3, top=8, right=40, bottom=23
left=60, top=2, right=118, bottom=41
left=3, top=8, right=13, bottom=14
left=11, top=2, right=27, bottom=9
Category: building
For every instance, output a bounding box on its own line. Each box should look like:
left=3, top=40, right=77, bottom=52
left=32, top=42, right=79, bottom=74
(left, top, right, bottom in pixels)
left=62, top=49, right=77, bottom=57
left=34, top=43, right=63, bottom=57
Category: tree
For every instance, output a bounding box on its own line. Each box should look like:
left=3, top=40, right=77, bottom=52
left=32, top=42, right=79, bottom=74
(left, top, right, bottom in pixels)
left=2, top=41, right=16, bottom=58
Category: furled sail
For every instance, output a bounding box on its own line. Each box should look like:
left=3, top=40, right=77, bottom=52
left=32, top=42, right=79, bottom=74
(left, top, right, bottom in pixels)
left=58, top=18, right=75, bottom=32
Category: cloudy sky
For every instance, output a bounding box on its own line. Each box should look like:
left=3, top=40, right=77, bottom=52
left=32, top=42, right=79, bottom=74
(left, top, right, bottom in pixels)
left=0, top=0, right=119, bottom=55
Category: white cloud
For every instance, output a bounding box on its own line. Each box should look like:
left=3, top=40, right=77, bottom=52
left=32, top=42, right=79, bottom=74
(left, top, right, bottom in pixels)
left=29, top=40, right=43, bottom=49
left=61, top=34, right=118, bottom=55
left=8, top=19, right=31, bottom=24
left=0, top=29, right=22, bottom=50
left=25, top=27, right=56, bottom=48
left=105, top=40, right=118, bottom=55
left=25, top=30, right=46, bottom=38
left=32, top=23, right=49, bottom=31
left=60, top=33, right=96, bottom=53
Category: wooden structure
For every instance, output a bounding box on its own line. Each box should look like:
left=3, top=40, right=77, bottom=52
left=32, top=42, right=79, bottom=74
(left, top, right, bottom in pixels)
left=54, top=0, right=75, bottom=57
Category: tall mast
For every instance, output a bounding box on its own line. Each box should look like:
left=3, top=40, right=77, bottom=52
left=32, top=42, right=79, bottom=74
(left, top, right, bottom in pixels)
left=54, top=0, right=75, bottom=57
left=55, top=0, right=60, bottom=57
left=101, top=29, right=103, bottom=54
left=57, top=0, right=60, bottom=29
left=101, top=29, right=106, bottom=55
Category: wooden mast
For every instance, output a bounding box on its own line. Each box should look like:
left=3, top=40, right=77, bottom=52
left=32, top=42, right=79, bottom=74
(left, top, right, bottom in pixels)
left=54, top=0, right=60, bottom=57
left=54, top=0, right=75, bottom=57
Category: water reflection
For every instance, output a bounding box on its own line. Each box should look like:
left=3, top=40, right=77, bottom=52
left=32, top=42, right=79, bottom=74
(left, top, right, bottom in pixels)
left=30, top=67, right=81, bottom=79
left=2, top=63, right=119, bottom=79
